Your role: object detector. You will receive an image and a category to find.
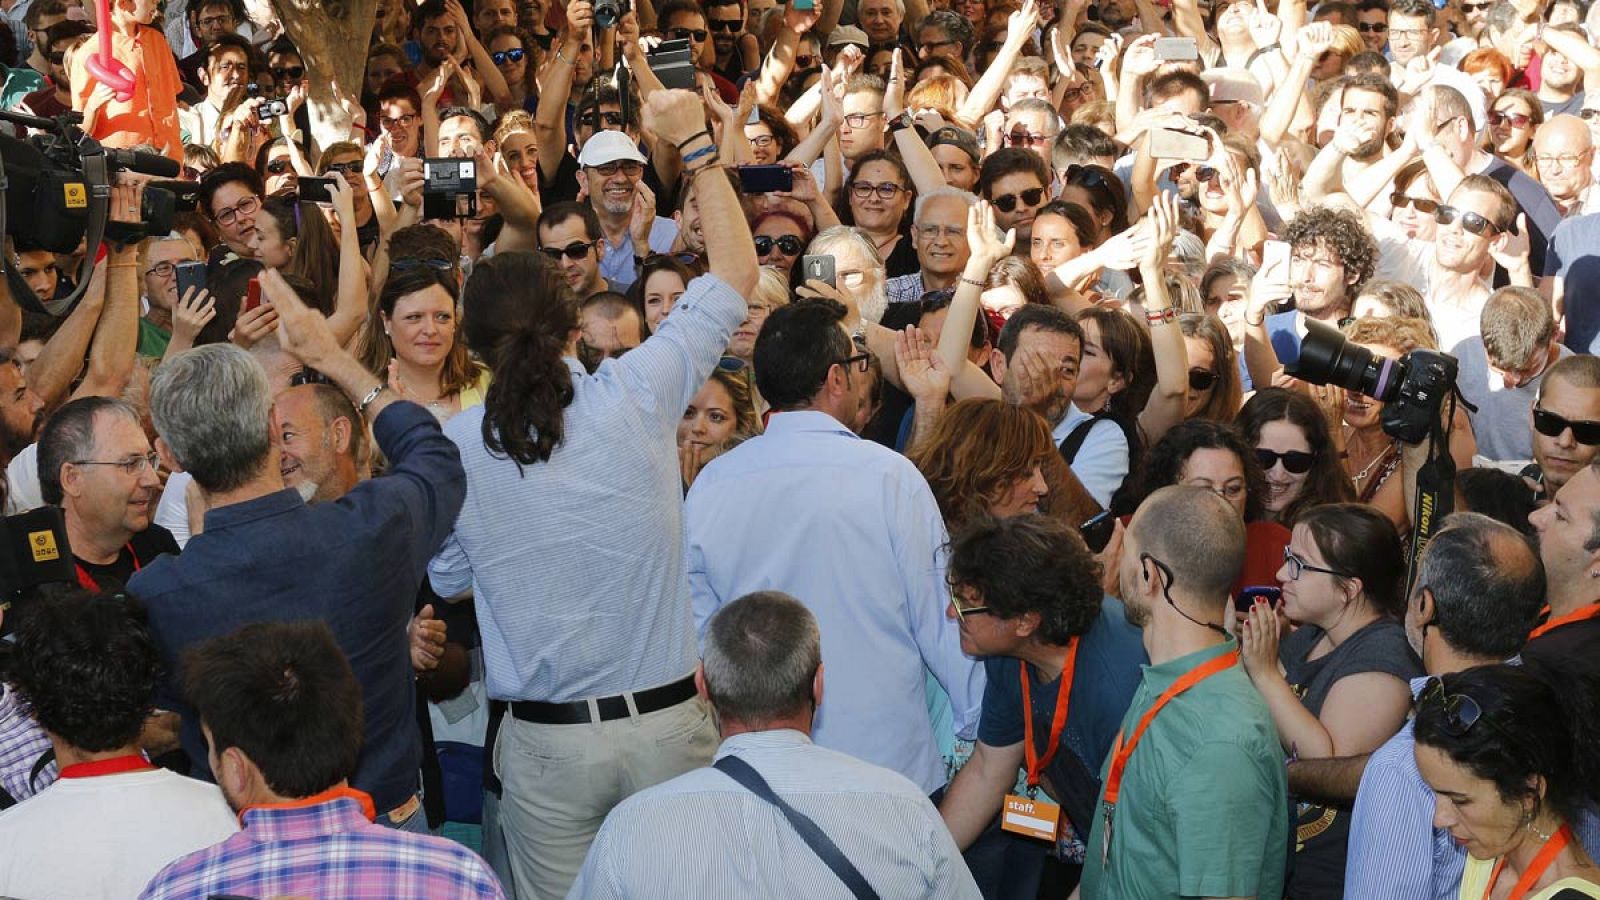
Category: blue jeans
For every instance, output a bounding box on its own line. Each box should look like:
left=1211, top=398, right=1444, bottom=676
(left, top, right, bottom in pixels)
left=379, top=794, right=433, bottom=835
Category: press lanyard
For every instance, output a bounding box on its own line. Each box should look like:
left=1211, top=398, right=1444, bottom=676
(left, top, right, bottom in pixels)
left=1528, top=605, right=1600, bottom=641
left=1483, top=824, right=1572, bottom=900
left=1100, top=649, right=1239, bottom=863
left=1020, top=637, right=1079, bottom=791
left=58, top=754, right=155, bottom=779
left=75, top=543, right=142, bottom=592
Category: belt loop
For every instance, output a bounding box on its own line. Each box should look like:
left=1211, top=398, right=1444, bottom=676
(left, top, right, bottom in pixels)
left=585, top=697, right=602, bottom=728
left=624, top=690, right=641, bottom=722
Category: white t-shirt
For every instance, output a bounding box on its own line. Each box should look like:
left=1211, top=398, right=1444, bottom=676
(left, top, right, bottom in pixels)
left=0, top=767, right=238, bottom=900
left=154, top=470, right=194, bottom=549
left=4, top=442, right=40, bottom=514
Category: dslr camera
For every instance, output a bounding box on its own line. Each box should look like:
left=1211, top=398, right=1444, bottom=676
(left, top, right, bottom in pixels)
left=593, top=0, right=631, bottom=27
left=247, top=83, right=288, bottom=118
left=1285, top=318, right=1457, bottom=445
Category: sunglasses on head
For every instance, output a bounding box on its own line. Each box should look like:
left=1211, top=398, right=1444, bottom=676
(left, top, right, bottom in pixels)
left=1416, top=676, right=1486, bottom=736
left=1488, top=109, right=1533, bottom=128
left=1255, top=448, right=1315, bottom=474
left=540, top=240, right=598, bottom=261
left=1188, top=368, right=1218, bottom=391
left=1390, top=192, right=1439, bottom=214
left=271, top=65, right=305, bottom=81
left=1434, top=204, right=1505, bottom=236
left=667, top=27, right=709, bottom=41
left=390, top=256, right=456, bottom=273
left=1063, top=164, right=1112, bottom=190
left=1533, top=407, right=1600, bottom=445
left=1356, top=21, right=1387, bottom=31
left=492, top=47, right=527, bottom=65
left=755, top=234, right=804, bottom=256
left=990, top=186, right=1044, bottom=213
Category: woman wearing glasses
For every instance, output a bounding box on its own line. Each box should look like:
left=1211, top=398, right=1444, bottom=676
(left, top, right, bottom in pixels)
left=750, top=210, right=812, bottom=277
left=1415, top=663, right=1600, bottom=899
left=1487, top=89, right=1544, bottom=179
left=1240, top=502, right=1419, bottom=900
left=743, top=107, right=798, bottom=165
left=838, top=149, right=920, bottom=277
left=1389, top=160, right=1443, bottom=241
left=1178, top=313, right=1244, bottom=423
left=486, top=25, right=541, bottom=113
left=1236, top=389, right=1355, bottom=526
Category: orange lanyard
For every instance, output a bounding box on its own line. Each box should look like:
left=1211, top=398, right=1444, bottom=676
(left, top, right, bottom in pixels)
left=1484, top=824, right=1572, bottom=900
left=1528, top=605, right=1600, bottom=641
left=1020, top=638, right=1079, bottom=790
left=1103, top=650, right=1239, bottom=807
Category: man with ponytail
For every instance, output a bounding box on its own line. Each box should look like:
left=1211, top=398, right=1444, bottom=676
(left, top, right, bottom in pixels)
left=429, top=88, right=759, bottom=899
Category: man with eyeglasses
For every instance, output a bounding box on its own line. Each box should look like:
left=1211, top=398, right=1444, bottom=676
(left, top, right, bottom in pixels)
left=1353, top=0, right=1388, bottom=53
left=1003, top=99, right=1061, bottom=166
left=836, top=74, right=889, bottom=168
left=179, top=34, right=252, bottom=148
left=938, top=515, right=1144, bottom=896
left=36, top=397, right=179, bottom=593
left=136, top=234, right=205, bottom=359
left=1454, top=286, right=1571, bottom=466
left=176, top=0, right=242, bottom=88
left=1522, top=356, right=1600, bottom=503
left=658, top=0, right=740, bottom=101
left=1386, top=0, right=1436, bottom=67
left=916, top=10, right=972, bottom=61
left=18, top=0, right=65, bottom=79
left=888, top=187, right=974, bottom=303
left=1533, top=115, right=1596, bottom=216
left=576, top=131, right=678, bottom=290
left=537, top=200, right=620, bottom=298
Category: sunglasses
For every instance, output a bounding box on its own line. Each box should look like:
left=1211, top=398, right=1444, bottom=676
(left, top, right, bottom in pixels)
left=390, top=257, right=456, bottom=272
left=290, top=367, right=333, bottom=387
left=1416, top=676, right=1487, bottom=736
left=583, top=110, right=626, bottom=128
left=492, top=47, right=527, bottom=65
left=990, top=186, right=1044, bottom=213
left=1254, top=448, right=1316, bottom=474
left=1007, top=129, right=1049, bottom=147
left=851, top=181, right=906, bottom=201
left=266, top=158, right=292, bottom=174
left=796, top=54, right=817, bottom=67
left=1063, top=164, right=1113, bottom=191
left=667, top=27, right=709, bottom=41
left=1581, top=109, right=1600, bottom=121
left=1488, top=109, right=1533, bottom=129
left=1171, top=162, right=1219, bottom=184
left=271, top=66, right=305, bottom=81
left=708, top=18, right=743, bottom=31
left=324, top=161, right=363, bottom=177
left=1461, top=0, right=1493, bottom=10
left=755, top=234, right=804, bottom=256
left=1390, top=193, right=1440, bottom=214
left=1356, top=21, right=1387, bottom=31
left=1434, top=204, right=1504, bottom=236
left=1533, top=407, right=1600, bottom=445
left=1188, top=368, right=1218, bottom=391
left=540, top=240, right=599, bottom=261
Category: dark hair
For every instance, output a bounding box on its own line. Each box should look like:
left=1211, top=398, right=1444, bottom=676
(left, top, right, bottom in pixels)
left=1037, top=200, right=1097, bottom=248
left=628, top=254, right=696, bottom=315
left=1059, top=164, right=1129, bottom=238
left=947, top=514, right=1103, bottom=644
left=576, top=79, right=642, bottom=132
left=985, top=255, right=1050, bottom=306
left=840, top=148, right=915, bottom=233
left=257, top=197, right=340, bottom=316
left=1053, top=123, right=1119, bottom=169
left=538, top=200, right=603, bottom=242
left=1346, top=50, right=1390, bottom=76
left=375, top=79, right=422, bottom=112
left=996, top=303, right=1083, bottom=362
left=1455, top=468, right=1538, bottom=536
left=918, top=291, right=988, bottom=350
left=753, top=105, right=801, bottom=157
left=1343, top=72, right=1401, bottom=118
left=1415, top=511, right=1545, bottom=657
left=977, top=147, right=1050, bottom=200
left=1075, top=306, right=1155, bottom=423
left=1235, top=388, right=1356, bottom=524
left=462, top=252, right=577, bottom=467
left=1120, top=420, right=1267, bottom=521
left=752, top=298, right=852, bottom=411
left=1297, top=503, right=1407, bottom=617
left=1282, top=205, right=1379, bottom=298
left=206, top=33, right=252, bottom=68
left=1390, top=0, right=1437, bottom=23
left=437, top=106, right=489, bottom=142
left=1146, top=70, right=1208, bottom=109
left=410, top=0, right=453, bottom=31
left=198, top=162, right=263, bottom=220
left=388, top=223, right=460, bottom=273
left=184, top=620, right=364, bottom=798
left=910, top=398, right=1055, bottom=529
left=9, top=591, right=160, bottom=753
left=38, top=397, right=141, bottom=506
left=658, top=0, right=710, bottom=27
left=1414, top=662, right=1600, bottom=828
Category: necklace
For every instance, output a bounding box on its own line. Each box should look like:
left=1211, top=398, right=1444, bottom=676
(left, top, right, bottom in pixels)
left=871, top=233, right=898, bottom=254
left=1344, top=425, right=1397, bottom=484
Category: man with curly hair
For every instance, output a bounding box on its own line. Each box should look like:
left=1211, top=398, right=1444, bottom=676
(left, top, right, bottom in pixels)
left=937, top=514, right=1146, bottom=895
left=0, top=591, right=237, bottom=899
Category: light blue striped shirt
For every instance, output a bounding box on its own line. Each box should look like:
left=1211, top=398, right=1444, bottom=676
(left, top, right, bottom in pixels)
left=567, top=729, right=981, bottom=899
left=429, top=273, right=746, bottom=702
left=684, top=411, right=985, bottom=794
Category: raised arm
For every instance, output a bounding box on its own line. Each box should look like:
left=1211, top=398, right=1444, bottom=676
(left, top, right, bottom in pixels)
left=74, top=205, right=142, bottom=400
left=324, top=174, right=371, bottom=347
left=534, top=2, right=592, bottom=182
left=29, top=260, right=106, bottom=409
left=446, top=0, right=512, bottom=106
left=957, top=0, right=1042, bottom=128
left=937, top=201, right=1012, bottom=376
left=1135, top=193, right=1189, bottom=445
left=1259, top=22, right=1332, bottom=148
left=753, top=2, right=820, bottom=106
left=1169, top=0, right=1218, bottom=58
left=657, top=91, right=759, bottom=295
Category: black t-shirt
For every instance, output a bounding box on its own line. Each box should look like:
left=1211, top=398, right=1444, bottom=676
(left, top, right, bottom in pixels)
left=74, top=524, right=181, bottom=593
left=1523, top=610, right=1600, bottom=671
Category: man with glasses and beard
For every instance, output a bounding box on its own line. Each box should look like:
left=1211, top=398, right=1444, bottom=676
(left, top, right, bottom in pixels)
left=577, top=132, right=678, bottom=291
left=1522, top=356, right=1600, bottom=503
left=537, top=201, right=624, bottom=298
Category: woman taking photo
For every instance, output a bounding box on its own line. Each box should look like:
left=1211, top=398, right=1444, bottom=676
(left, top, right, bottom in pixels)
left=1415, top=663, right=1600, bottom=898
left=839, top=149, right=919, bottom=278
left=1236, top=388, right=1355, bottom=526
left=1241, top=503, right=1420, bottom=899
left=357, top=262, right=488, bottom=423
left=249, top=173, right=368, bottom=347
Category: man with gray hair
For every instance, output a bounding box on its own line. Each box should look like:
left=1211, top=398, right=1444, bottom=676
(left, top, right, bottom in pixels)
left=570, top=591, right=979, bottom=898
left=804, top=226, right=890, bottom=326
left=886, top=187, right=976, bottom=304
left=130, top=268, right=466, bottom=834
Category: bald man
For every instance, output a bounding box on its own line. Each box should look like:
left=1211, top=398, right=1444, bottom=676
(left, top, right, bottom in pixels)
left=1534, top=115, right=1597, bottom=217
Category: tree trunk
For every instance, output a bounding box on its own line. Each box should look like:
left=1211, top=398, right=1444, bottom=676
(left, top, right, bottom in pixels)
left=271, top=0, right=378, bottom=155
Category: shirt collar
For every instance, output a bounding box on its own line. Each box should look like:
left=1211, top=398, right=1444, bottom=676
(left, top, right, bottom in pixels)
left=239, top=786, right=377, bottom=841
left=714, top=728, right=812, bottom=760
left=202, top=487, right=305, bottom=532
left=762, top=409, right=856, bottom=437
left=1141, top=636, right=1239, bottom=690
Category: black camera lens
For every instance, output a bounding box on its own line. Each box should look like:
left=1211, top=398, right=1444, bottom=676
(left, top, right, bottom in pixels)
left=1288, top=318, right=1403, bottom=403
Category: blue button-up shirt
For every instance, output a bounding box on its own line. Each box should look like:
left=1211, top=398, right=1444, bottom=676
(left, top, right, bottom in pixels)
left=132, top=402, right=465, bottom=815
left=599, top=218, right=680, bottom=291
left=430, top=273, right=746, bottom=702
left=684, top=410, right=985, bottom=794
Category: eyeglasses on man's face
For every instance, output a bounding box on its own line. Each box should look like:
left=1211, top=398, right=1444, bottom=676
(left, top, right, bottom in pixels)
left=72, top=451, right=161, bottom=478
left=540, top=240, right=599, bottom=261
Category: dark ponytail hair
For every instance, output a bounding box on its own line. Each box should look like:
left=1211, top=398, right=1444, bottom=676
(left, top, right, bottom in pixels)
left=462, top=252, right=577, bottom=468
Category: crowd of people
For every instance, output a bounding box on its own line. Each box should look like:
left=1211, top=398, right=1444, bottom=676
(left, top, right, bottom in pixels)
left=0, top=0, right=1598, bottom=895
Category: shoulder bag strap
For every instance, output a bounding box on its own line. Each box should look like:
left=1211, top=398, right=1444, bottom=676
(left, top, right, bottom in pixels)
left=714, top=755, right=880, bottom=900
left=1059, top=412, right=1108, bottom=465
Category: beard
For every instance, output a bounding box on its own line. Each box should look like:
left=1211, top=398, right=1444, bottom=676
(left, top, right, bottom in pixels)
left=1352, top=134, right=1387, bottom=160
left=0, top=412, right=37, bottom=461
left=855, top=282, right=888, bottom=326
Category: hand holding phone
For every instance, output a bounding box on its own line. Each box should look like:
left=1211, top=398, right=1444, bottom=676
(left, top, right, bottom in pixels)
left=800, top=254, right=836, bottom=288
left=1080, top=511, right=1116, bottom=553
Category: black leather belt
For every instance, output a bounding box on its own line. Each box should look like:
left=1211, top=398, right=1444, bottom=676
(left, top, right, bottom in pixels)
left=509, top=674, right=698, bottom=725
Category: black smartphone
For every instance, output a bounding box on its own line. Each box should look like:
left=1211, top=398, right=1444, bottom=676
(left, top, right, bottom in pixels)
left=1080, top=511, right=1115, bottom=553
left=175, top=260, right=206, bottom=302
left=298, top=176, right=335, bottom=204
left=800, top=254, right=836, bottom=288
left=737, top=164, right=793, bottom=194
left=1235, top=585, right=1283, bottom=614
left=648, top=38, right=697, bottom=90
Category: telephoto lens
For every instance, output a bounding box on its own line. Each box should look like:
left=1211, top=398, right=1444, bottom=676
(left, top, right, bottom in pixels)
left=1287, top=317, right=1405, bottom=403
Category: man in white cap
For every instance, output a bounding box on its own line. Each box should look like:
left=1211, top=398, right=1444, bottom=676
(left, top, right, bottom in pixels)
left=577, top=130, right=679, bottom=290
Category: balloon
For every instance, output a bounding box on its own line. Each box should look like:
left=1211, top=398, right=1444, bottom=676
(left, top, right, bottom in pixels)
left=87, top=0, right=137, bottom=101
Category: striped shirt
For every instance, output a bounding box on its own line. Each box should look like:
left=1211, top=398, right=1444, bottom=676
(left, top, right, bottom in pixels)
left=139, top=787, right=505, bottom=899
left=429, top=273, right=746, bottom=702
left=0, top=684, right=53, bottom=805
left=569, top=729, right=981, bottom=899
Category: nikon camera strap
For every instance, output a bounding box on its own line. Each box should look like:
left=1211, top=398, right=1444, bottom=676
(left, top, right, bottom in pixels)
left=1404, top=390, right=1466, bottom=593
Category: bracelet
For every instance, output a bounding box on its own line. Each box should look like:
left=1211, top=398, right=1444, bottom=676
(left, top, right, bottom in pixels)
left=357, top=382, right=388, bottom=415
left=687, top=161, right=725, bottom=179
left=959, top=276, right=986, bottom=288
left=555, top=46, right=576, bottom=65
left=1245, top=314, right=1265, bottom=328
left=1145, top=307, right=1178, bottom=326
left=683, top=145, right=720, bottom=167
left=676, top=130, right=713, bottom=151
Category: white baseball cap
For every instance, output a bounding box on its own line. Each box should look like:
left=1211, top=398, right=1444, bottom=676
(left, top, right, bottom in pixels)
left=577, top=130, right=648, bottom=168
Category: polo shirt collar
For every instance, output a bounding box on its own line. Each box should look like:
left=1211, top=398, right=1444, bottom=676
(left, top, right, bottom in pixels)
left=202, top=488, right=305, bottom=532
left=239, top=786, right=376, bottom=842
left=1142, top=636, right=1239, bottom=690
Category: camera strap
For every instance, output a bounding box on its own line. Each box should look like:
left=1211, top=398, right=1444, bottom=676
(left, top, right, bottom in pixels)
left=1404, top=388, right=1463, bottom=593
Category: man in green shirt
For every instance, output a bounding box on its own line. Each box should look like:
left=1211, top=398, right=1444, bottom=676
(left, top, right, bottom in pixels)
left=136, top=234, right=203, bottom=359
left=1078, top=485, right=1288, bottom=899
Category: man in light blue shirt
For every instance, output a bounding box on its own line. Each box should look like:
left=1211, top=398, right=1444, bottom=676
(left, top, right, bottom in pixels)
left=577, top=131, right=678, bottom=291
left=685, top=297, right=985, bottom=797
left=571, top=591, right=981, bottom=900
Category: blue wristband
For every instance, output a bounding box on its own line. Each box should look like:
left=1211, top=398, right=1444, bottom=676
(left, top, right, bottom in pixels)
left=682, top=143, right=718, bottom=166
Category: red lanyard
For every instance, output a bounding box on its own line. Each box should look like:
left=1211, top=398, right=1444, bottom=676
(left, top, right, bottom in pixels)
left=1103, top=650, right=1240, bottom=807
left=74, top=543, right=142, bottom=592
left=1484, top=824, right=1572, bottom=900
left=58, top=753, right=155, bottom=779
left=1020, top=638, right=1079, bottom=790
left=1528, top=605, right=1600, bottom=641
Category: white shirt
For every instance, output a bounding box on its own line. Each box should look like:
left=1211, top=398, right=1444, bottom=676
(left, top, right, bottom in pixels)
left=1370, top=215, right=1490, bottom=351
left=4, top=442, right=40, bottom=514
left=1053, top=403, right=1130, bottom=510
left=154, top=471, right=195, bottom=548
left=0, top=766, right=238, bottom=900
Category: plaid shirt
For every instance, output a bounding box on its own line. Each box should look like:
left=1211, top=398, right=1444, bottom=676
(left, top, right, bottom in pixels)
left=139, top=788, right=506, bottom=900
left=0, top=684, right=54, bottom=804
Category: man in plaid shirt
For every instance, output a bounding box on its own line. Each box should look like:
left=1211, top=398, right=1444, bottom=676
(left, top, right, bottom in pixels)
left=0, top=682, right=54, bottom=808
left=139, top=621, right=504, bottom=900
